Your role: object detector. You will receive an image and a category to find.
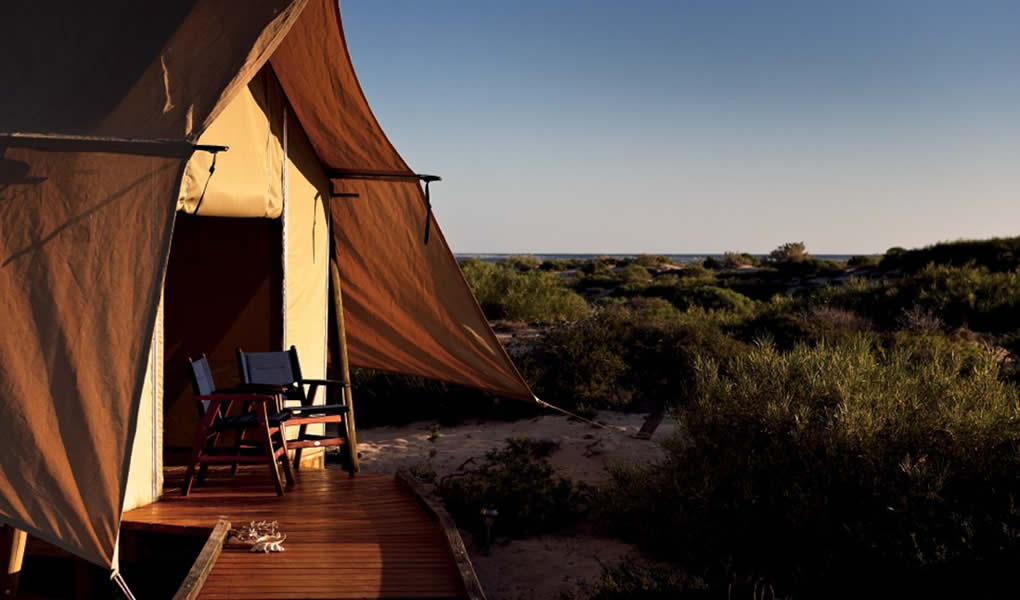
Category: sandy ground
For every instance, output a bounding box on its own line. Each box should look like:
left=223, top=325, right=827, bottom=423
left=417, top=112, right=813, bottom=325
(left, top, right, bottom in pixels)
left=357, top=411, right=675, bottom=485
left=355, top=411, right=676, bottom=600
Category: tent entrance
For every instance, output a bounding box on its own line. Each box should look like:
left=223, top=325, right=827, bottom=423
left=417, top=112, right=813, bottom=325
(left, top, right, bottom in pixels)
left=162, top=213, right=283, bottom=465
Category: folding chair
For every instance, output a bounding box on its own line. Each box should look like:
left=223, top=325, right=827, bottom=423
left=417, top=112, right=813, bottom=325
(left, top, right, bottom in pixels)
left=236, top=345, right=352, bottom=472
left=182, top=355, right=295, bottom=496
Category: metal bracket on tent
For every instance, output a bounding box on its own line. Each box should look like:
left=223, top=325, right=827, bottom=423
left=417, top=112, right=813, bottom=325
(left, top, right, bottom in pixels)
left=325, top=170, right=440, bottom=183
left=420, top=175, right=440, bottom=244
left=325, top=170, right=441, bottom=244
left=193, top=144, right=229, bottom=154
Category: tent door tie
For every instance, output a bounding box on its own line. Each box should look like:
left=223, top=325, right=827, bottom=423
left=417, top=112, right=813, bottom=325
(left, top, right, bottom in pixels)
left=193, top=150, right=220, bottom=215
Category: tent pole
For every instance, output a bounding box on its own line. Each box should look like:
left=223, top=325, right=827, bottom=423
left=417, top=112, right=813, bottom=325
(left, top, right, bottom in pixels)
left=0, top=525, right=27, bottom=598
left=330, top=257, right=359, bottom=474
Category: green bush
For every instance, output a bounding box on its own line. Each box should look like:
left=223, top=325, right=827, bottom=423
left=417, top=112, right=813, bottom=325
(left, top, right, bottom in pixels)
left=539, top=258, right=584, bottom=271
left=461, top=258, right=589, bottom=323
left=767, top=241, right=809, bottom=264
left=638, top=281, right=756, bottom=315
left=437, top=437, right=585, bottom=537
left=619, top=264, right=652, bottom=284
left=732, top=303, right=874, bottom=350
left=631, top=254, right=674, bottom=268
left=879, top=237, right=1020, bottom=273
left=815, top=264, right=1020, bottom=334
left=670, top=265, right=714, bottom=280
left=847, top=254, right=881, bottom=268
left=519, top=302, right=749, bottom=412
left=597, top=338, right=1020, bottom=597
left=705, top=251, right=760, bottom=270
left=774, top=256, right=846, bottom=277
left=504, top=254, right=542, bottom=271
left=580, top=257, right=618, bottom=275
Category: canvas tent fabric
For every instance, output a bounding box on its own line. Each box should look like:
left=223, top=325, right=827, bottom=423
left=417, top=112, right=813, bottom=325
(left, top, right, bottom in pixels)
left=0, top=0, right=308, bottom=567
left=0, top=0, right=535, bottom=571
left=270, top=0, right=535, bottom=400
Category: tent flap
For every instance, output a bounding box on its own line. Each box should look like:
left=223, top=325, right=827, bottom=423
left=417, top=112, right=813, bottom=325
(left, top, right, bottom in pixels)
left=0, top=148, right=182, bottom=566
left=272, top=0, right=534, bottom=401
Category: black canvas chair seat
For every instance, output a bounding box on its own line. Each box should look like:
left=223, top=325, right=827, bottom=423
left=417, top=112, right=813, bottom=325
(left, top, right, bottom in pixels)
left=237, top=345, right=353, bottom=473
left=211, top=408, right=293, bottom=432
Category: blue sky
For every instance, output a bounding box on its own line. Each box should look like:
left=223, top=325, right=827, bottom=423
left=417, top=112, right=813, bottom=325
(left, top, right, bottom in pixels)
left=341, top=1, right=1020, bottom=254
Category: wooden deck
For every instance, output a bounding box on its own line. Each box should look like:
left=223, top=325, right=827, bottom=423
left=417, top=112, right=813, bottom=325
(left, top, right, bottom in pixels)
left=123, top=468, right=467, bottom=600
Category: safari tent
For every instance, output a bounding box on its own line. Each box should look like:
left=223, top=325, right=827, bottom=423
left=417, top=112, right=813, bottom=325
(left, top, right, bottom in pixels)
left=0, top=0, right=533, bottom=578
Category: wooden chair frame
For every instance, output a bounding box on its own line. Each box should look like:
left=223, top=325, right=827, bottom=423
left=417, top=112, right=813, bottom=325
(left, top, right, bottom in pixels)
left=183, top=355, right=295, bottom=496
left=236, top=345, right=353, bottom=472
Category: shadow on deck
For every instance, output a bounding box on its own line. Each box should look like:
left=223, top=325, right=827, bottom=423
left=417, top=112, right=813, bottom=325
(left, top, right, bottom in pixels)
left=123, top=467, right=468, bottom=600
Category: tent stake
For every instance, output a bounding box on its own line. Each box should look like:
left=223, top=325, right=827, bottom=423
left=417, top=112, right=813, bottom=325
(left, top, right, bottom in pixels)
left=330, top=258, right=359, bottom=474
left=0, top=525, right=27, bottom=598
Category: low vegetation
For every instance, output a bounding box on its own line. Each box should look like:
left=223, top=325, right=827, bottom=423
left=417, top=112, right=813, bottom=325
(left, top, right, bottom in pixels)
left=460, top=258, right=589, bottom=322
left=596, top=337, right=1019, bottom=597
left=436, top=437, right=586, bottom=537
left=378, top=237, right=1020, bottom=597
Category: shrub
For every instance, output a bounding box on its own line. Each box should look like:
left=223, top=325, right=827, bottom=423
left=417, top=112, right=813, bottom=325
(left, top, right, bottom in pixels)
left=619, top=264, right=651, bottom=284
left=767, top=241, right=809, bottom=264
left=701, top=256, right=722, bottom=270
left=539, top=258, right=583, bottom=271
left=879, top=237, right=1020, bottom=273
left=517, top=311, right=634, bottom=409
left=893, top=263, right=1020, bottom=333
left=437, top=437, right=585, bottom=537
left=461, top=258, right=589, bottom=323
left=407, top=462, right=437, bottom=484
left=897, top=305, right=944, bottom=333
left=504, top=254, right=542, bottom=271
left=722, top=251, right=759, bottom=268
left=671, top=265, right=714, bottom=280
left=638, top=281, right=756, bottom=315
left=731, top=304, right=871, bottom=351
left=631, top=254, right=674, bottom=268
left=815, top=264, right=1020, bottom=334
left=597, top=338, right=1020, bottom=597
left=581, top=257, right=618, bottom=275
left=519, top=302, right=749, bottom=412
left=802, top=304, right=874, bottom=332
left=847, top=254, right=881, bottom=268
left=774, top=256, right=846, bottom=277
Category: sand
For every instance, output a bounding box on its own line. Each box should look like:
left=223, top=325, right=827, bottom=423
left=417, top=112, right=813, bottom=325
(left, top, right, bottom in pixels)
left=355, top=411, right=676, bottom=599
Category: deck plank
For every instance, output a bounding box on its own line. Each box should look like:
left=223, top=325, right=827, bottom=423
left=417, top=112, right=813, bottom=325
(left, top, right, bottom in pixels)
left=123, top=468, right=465, bottom=600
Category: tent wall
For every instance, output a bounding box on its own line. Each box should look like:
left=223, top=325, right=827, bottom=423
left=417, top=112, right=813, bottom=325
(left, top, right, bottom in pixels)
left=123, top=294, right=164, bottom=512
left=283, top=108, right=332, bottom=465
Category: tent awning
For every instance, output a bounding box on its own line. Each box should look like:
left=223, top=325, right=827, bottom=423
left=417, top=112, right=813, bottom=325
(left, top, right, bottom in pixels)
left=270, top=0, right=534, bottom=400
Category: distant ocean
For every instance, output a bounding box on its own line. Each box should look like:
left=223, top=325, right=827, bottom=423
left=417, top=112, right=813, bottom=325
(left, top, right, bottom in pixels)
left=457, top=253, right=857, bottom=263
